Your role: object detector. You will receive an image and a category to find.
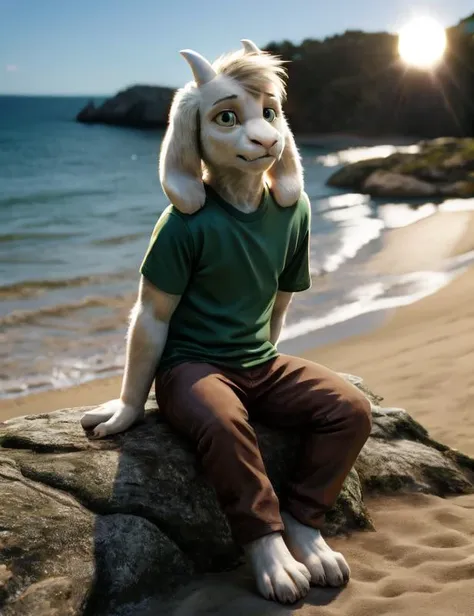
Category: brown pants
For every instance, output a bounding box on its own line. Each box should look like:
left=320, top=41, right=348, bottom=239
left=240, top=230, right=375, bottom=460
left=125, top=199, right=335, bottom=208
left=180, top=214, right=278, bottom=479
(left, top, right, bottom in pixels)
left=155, top=354, right=372, bottom=546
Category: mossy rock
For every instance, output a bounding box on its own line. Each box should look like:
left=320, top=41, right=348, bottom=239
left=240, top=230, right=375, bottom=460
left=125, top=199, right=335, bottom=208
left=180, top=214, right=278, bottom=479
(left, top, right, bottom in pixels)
left=326, top=157, right=390, bottom=189
left=326, top=138, right=474, bottom=196
left=440, top=180, right=474, bottom=197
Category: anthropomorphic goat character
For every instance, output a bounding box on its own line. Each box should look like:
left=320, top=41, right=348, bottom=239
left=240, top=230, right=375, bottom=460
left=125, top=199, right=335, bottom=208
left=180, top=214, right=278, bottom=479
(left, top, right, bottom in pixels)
left=81, top=40, right=372, bottom=605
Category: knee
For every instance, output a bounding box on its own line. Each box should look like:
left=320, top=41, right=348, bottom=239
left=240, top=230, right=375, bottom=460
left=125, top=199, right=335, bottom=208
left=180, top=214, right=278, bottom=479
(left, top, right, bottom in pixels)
left=341, top=389, right=372, bottom=438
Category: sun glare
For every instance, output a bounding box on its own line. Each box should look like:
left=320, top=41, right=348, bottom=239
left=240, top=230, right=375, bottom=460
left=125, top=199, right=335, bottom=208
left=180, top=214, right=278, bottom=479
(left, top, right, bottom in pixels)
left=398, top=17, right=447, bottom=69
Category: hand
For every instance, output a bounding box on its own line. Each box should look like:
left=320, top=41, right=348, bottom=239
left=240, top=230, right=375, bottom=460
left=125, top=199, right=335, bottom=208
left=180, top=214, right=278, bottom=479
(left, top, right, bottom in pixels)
left=80, top=398, right=145, bottom=439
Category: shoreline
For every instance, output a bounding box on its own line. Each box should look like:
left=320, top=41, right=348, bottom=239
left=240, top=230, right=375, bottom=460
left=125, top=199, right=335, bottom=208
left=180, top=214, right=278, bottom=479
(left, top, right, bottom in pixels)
left=1, top=208, right=474, bottom=422
left=295, top=132, right=418, bottom=149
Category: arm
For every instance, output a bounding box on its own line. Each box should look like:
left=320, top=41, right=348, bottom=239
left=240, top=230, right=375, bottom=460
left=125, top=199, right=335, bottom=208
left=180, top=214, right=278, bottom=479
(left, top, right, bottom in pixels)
left=81, top=208, right=193, bottom=439
left=273, top=194, right=312, bottom=347
left=120, top=276, right=180, bottom=409
left=270, top=291, right=293, bottom=345
left=82, top=276, right=180, bottom=439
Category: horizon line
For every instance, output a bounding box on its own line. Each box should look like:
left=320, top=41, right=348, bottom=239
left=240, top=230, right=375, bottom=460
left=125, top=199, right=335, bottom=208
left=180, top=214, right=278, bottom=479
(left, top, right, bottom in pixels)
left=0, top=83, right=180, bottom=98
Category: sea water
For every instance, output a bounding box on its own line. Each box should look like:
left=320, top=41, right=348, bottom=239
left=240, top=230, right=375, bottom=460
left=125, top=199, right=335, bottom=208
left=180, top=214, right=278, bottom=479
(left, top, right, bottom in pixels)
left=1, top=95, right=473, bottom=398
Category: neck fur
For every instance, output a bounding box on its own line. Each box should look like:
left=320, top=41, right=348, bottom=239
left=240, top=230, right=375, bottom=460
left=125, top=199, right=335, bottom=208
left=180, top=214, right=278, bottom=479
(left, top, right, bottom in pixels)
left=204, top=166, right=265, bottom=213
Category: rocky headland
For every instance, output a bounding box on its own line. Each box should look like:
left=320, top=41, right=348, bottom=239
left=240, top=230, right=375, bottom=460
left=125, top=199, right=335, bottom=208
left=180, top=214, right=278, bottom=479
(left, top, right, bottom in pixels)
left=327, top=138, right=474, bottom=198
left=76, top=85, right=175, bottom=128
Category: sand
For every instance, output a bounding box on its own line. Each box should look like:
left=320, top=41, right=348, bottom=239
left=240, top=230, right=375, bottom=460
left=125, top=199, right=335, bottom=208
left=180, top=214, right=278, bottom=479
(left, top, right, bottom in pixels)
left=2, top=210, right=474, bottom=614
left=366, top=210, right=473, bottom=275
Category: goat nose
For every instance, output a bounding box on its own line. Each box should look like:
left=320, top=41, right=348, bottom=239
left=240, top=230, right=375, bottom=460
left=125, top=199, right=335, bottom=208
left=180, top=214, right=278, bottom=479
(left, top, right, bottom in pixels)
left=250, top=137, right=278, bottom=150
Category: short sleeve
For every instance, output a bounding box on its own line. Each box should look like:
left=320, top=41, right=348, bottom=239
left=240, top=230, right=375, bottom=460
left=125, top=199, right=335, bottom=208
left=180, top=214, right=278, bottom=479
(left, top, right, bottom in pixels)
left=140, top=209, right=194, bottom=295
left=278, top=193, right=312, bottom=293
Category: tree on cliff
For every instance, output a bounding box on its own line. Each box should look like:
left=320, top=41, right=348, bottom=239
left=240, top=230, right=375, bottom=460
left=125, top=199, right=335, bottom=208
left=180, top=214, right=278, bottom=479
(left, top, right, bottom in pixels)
left=265, top=25, right=474, bottom=138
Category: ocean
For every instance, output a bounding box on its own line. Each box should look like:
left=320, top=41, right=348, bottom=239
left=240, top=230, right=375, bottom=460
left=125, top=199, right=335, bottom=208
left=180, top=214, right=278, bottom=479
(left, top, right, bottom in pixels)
left=1, top=95, right=472, bottom=399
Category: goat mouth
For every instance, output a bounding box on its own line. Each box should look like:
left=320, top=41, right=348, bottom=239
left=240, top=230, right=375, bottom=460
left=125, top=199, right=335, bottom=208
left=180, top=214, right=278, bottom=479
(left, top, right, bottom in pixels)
left=237, top=154, right=273, bottom=162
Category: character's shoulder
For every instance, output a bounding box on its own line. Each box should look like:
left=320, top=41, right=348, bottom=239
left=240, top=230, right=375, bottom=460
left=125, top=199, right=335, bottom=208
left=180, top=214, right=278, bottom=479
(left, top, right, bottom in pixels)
left=168, top=192, right=222, bottom=226
left=284, top=190, right=310, bottom=228
left=148, top=205, right=194, bottom=243
left=296, top=190, right=311, bottom=213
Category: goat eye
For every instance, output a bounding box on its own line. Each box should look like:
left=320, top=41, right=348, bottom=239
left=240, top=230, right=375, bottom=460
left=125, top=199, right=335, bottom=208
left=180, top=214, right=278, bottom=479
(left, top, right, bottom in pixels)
left=215, top=110, right=237, bottom=127
left=263, top=108, right=276, bottom=122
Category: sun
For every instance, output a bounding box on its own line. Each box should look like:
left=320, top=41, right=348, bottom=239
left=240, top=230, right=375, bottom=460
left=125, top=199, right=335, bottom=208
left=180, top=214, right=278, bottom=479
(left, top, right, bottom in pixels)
left=398, top=16, right=447, bottom=69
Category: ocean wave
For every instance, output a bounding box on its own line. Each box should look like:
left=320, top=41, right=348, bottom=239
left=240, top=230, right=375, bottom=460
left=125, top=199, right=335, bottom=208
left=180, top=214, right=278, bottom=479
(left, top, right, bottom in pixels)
left=0, top=270, right=135, bottom=299
left=320, top=218, right=384, bottom=273
left=0, top=295, right=126, bottom=327
left=0, top=349, right=126, bottom=399
left=0, top=187, right=112, bottom=208
left=0, top=231, right=81, bottom=243
left=280, top=265, right=470, bottom=344
left=90, top=232, right=146, bottom=246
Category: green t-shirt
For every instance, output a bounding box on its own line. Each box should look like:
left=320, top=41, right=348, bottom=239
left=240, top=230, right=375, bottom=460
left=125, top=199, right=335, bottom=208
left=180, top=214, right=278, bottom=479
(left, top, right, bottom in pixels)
left=140, top=184, right=311, bottom=372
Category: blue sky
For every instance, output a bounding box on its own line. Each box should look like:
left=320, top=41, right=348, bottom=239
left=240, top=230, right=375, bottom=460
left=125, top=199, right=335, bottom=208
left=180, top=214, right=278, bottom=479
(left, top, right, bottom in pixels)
left=0, top=0, right=472, bottom=95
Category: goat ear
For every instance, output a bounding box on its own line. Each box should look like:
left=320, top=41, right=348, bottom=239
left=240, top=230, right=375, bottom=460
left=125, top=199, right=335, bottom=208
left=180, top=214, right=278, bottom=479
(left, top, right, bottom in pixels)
left=266, top=115, right=304, bottom=206
left=159, top=86, right=205, bottom=214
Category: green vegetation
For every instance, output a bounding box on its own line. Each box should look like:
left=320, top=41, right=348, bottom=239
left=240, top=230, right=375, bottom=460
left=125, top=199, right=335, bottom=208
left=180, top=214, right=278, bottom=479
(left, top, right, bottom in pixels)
left=327, top=138, right=474, bottom=197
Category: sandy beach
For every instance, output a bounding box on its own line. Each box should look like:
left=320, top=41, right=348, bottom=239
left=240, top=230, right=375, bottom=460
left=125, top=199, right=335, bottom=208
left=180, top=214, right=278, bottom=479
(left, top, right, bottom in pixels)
left=1, top=209, right=474, bottom=615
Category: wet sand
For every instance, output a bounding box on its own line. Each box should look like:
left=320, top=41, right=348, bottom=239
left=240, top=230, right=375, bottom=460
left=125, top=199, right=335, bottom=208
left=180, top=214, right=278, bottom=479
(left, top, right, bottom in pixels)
left=2, top=210, right=474, bottom=615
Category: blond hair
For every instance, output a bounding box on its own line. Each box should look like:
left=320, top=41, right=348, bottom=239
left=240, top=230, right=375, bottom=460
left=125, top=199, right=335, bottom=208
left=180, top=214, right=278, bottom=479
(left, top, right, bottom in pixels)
left=213, top=49, right=288, bottom=101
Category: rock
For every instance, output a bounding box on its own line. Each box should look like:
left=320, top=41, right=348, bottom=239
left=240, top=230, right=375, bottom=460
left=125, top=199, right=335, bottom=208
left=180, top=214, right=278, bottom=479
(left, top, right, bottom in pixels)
left=1, top=375, right=473, bottom=615
left=362, top=170, right=438, bottom=197
left=76, top=100, right=96, bottom=123
left=326, top=157, right=389, bottom=189
left=442, top=152, right=467, bottom=169
left=326, top=138, right=474, bottom=198
left=439, top=180, right=474, bottom=197
left=76, top=85, right=176, bottom=128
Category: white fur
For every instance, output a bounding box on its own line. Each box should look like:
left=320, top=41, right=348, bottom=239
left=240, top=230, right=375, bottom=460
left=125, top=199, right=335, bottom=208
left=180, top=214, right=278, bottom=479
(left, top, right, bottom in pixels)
left=244, top=533, right=311, bottom=603
left=281, top=511, right=351, bottom=587
left=129, top=299, right=165, bottom=347
left=80, top=297, right=170, bottom=438
left=159, top=41, right=304, bottom=214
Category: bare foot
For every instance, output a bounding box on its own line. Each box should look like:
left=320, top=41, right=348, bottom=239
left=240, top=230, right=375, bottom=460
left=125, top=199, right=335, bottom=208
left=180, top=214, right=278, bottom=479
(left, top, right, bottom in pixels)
left=281, top=511, right=350, bottom=587
left=244, top=532, right=311, bottom=604
left=80, top=399, right=144, bottom=439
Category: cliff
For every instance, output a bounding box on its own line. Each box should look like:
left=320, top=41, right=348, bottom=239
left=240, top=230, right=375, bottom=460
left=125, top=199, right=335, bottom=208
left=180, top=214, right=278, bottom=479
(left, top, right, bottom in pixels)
left=76, top=85, right=175, bottom=128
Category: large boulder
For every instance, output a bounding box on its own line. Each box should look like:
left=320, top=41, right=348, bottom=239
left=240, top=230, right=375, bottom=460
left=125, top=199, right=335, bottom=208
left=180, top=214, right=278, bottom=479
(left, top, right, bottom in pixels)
left=326, top=138, right=474, bottom=198
left=362, top=170, right=438, bottom=197
left=0, top=374, right=473, bottom=616
left=76, top=85, right=176, bottom=129
left=326, top=157, right=390, bottom=190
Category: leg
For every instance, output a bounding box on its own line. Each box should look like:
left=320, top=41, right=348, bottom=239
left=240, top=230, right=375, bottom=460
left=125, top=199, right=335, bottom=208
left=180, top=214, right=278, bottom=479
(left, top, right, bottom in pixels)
left=156, top=362, right=310, bottom=603
left=252, top=354, right=372, bottom=586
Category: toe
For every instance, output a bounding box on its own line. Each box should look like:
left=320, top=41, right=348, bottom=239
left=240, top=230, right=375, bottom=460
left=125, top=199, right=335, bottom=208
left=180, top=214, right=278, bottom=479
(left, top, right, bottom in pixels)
left=286, top=566, right=310, bottom=598
left=274, top=571, right=298, bottom=604
left=256, top=572, right=274, bottom=601
left=306, top=555, right=326, bottom=586
left=333, top=552, right=351, bottom=583
left=320, top=553, right=345, bottom=587
left=91, top=424, right=107, bottom=439
left=296, top=561, right=312, bottom=583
